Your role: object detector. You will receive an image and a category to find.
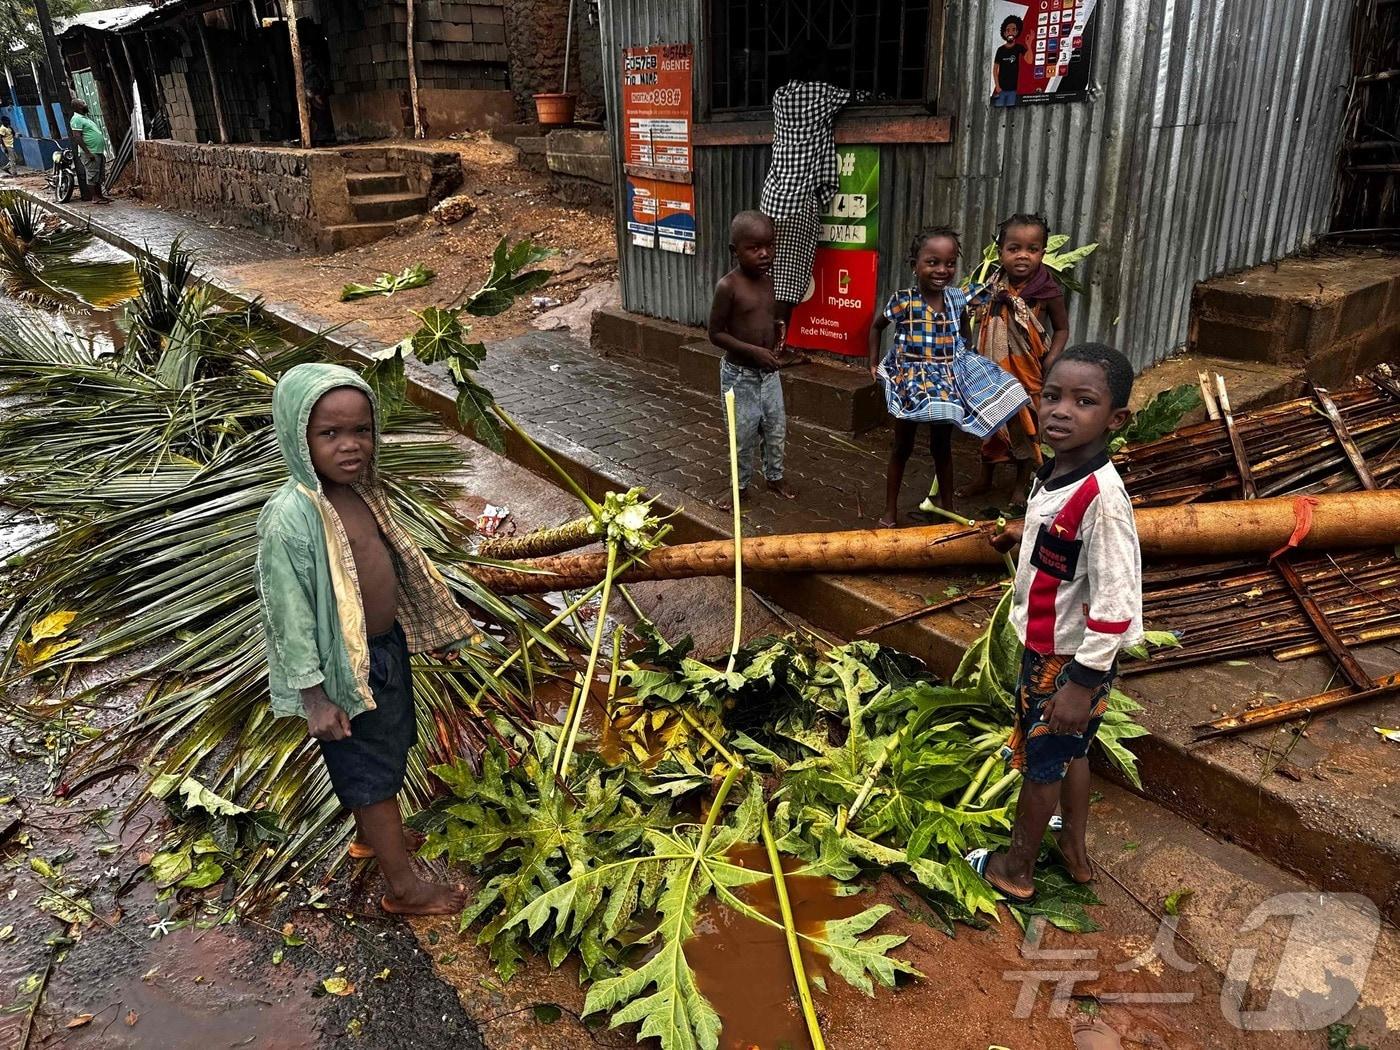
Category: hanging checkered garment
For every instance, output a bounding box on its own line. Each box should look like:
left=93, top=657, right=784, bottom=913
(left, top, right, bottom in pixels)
left=760, top=80, right=852, bottom=304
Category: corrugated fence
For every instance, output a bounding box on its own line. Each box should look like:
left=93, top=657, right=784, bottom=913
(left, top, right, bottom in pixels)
left=599, top=0, right=1354, bottom=369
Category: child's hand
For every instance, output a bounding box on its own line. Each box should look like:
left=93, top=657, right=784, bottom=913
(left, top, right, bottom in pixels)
left=1042, top=680, right=1095, bottom=735
left=757, top=348, right=785, bottom=371
left=989, top=518, right=1023, bottom=552
left=869, top=360, right=881, bottom=382
left=303, top=689, right=352, bottom=741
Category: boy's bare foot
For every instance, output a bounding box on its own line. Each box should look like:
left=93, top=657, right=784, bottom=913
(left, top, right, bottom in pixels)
left=1054, top=834, right=1095, bottom=884
left=954, top=478, right=995, bottom=499
left=381, top=877, right=469, bottom=916
left=766, top=478, right=798, bottom=500
left=778, top=347, right=810, bottom=367
left=349, top=827, right=426, bottom=860
left=717, top=487, right=748, bottom=511
left=878, top=514, right=899, bottom=528
left=983, top=851, right=1036, bottom=901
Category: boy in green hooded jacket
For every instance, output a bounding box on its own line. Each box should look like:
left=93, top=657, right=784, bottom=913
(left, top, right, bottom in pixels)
left=257, top=363, right=477, bottom=915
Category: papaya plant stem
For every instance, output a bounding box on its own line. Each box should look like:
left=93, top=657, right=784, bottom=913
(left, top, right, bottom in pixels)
left=724, top=388, right=743, bottom=674
left=760, top=807, right=827, bottom=1050
left=680, top=708, right=741, bottom=769
left=958, top=750, right=1001, bottom=808
left=926, top=505, right=1016, bottom=576
left=606, top=624, right=623, bottom=706
left=554, top=540, right=619, bottom=779
left=696, top=762, right=743, bottom=856
left=978, top=768, right=1022, bottom=808
left=493, top=405, right=600, bottom=517
left=838, top=721, right=907, bottom=835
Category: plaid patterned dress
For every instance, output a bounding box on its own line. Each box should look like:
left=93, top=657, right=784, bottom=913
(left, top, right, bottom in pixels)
left=877, top=286, right=1030, bottom=437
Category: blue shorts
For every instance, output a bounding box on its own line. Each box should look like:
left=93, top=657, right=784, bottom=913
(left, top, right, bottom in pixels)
left=1007, top=650, right=1113, bottom=784
left=993, top=90, right=1019, bottom=108
left=317, top=623, right=416, bottom=810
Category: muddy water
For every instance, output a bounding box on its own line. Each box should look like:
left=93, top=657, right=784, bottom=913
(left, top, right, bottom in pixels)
left=687, top=844, right=870, bottom=1050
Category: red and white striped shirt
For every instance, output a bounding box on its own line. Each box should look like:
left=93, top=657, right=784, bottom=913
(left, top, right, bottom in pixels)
left=1010, top=452, right=1143, bottom=685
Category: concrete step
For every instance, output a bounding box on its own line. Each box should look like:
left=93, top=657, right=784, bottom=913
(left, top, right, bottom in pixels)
left=1190, top=252, right=1400, bottom=385
left=592, top=305, right=885, bottom=434
left=319, top=221, right=399, bottom=252
left=677, top=339, right=885, bottom=433
left=346, top=170, right=410, bottom=196
left=350, top=192, right=428, bottom=223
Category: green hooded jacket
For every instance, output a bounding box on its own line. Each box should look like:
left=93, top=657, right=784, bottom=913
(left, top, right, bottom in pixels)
left=256, top=363, right=478, bottom=720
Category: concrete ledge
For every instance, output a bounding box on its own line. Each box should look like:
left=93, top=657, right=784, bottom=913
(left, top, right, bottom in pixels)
left=593, top=306, right=885, bottom=434
left=1191, top=252, right=1400, bottom=383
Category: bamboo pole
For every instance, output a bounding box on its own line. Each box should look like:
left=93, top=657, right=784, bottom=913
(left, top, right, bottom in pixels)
left=192, top=15, right=229, bottom=144
left=283, top=0, right=313, bottom=148
left=1194, top=674, right=1400, bottom=739
left=406, top=0, right=423, bottom=138
left=471, top=492, right=1400, bottom=596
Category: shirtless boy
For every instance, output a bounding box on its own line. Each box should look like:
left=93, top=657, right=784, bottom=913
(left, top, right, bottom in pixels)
left=708, top=210, right=797, bottom=502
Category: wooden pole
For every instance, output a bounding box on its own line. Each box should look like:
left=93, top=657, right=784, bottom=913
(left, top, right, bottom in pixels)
left=283, top=0, right=313, bottom=147
left=102, top=36, right=130, bottom=118
left=406, top=0, right=423, bottom=138
left=470, top=491, right=1400, bottom=596
left=192, top=15, right=229, bottom=144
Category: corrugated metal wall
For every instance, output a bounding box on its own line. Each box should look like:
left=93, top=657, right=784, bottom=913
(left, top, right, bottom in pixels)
left=599, top=0, right=1354, bottom=369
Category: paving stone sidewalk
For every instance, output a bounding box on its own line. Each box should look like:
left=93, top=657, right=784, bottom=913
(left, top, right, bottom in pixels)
left=35, top=188, right=986, bottom=537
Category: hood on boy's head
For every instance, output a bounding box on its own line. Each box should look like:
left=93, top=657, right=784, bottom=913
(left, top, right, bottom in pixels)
left=271, top=362, right=379, bottom=488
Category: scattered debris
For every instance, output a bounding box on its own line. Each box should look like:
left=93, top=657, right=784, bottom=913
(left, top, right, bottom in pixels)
left=431, top=194, right=477, bottom=226
left=476, top=504, right=512, bottom=538
left=339, top=262, right=435, bottom=302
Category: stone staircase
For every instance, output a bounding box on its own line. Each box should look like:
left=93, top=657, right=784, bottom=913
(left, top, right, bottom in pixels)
left=322, top=168, right=431, bottom=251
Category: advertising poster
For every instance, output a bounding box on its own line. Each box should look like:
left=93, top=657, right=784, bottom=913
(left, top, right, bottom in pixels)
left=988, top=0, right=1099, bottom=108
left=621, top=44, right=693, bottom=172
left=625, top=177, right=657, bottom=249
left=788, top=146, right=880, bottom=356
left=656, top=182, right=696, bottom=255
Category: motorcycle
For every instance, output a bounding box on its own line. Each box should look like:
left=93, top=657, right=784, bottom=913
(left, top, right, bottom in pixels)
left=46, top=148, right=75, bottom=204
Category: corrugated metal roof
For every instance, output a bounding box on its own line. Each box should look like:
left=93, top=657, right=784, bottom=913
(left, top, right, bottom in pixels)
left=598, top=0, right=1354, bottom=370
left=60, top=5, right=155, bottom=35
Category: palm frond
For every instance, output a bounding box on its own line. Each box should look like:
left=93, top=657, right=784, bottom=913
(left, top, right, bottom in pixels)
left=0, top=273, right=580, bottom=904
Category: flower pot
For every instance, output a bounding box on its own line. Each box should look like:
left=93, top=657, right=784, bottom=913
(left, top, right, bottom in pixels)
left=533, top=92, right=577, bottom=127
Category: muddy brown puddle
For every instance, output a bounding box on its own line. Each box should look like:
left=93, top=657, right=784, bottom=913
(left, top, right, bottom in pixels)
left=686, top=844, right=870, bottom=1050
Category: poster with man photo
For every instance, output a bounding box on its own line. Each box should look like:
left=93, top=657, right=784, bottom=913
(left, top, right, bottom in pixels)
left=989, top=0, right=1099, bottom=107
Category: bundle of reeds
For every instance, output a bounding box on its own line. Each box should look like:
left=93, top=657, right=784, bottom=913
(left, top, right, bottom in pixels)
left=1117, top=374, right=1400, bottom=507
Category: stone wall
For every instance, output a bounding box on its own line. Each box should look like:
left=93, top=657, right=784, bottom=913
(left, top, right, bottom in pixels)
left=134, top=140, right=465, bottom=250
left=504, top=0, right=604, bottom=122
left=135, top=140, right=323, bottom=246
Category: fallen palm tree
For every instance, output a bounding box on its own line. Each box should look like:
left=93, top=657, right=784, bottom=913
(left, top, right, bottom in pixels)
left=470, top=491, right=1400, bottom=595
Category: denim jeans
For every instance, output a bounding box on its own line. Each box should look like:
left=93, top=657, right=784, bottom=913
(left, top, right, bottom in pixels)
left=719, top=359, right=785, bottom=488
left=992, top=90, right=1018, bottom=108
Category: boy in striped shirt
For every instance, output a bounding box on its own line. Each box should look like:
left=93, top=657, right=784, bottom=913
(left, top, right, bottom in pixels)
left=979, top=343, right=1142, bottom=901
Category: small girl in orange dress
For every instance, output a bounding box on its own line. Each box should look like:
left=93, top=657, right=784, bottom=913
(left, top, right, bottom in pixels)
left=960, top=213, right=1070, bottom=500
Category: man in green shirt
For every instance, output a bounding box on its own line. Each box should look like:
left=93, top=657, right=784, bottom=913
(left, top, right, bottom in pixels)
left=0, top=116, right=16, bottom=176
left=68, top=100, right=110, bottom=203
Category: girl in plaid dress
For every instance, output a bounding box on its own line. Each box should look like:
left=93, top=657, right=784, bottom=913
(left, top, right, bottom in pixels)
left=867, top=226, right=1030, bottom=527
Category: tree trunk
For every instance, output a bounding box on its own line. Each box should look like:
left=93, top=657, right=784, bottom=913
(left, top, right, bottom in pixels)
left=476, top=516, right=596, bottom=560
left=470, top=492, right=1400, bottom=596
